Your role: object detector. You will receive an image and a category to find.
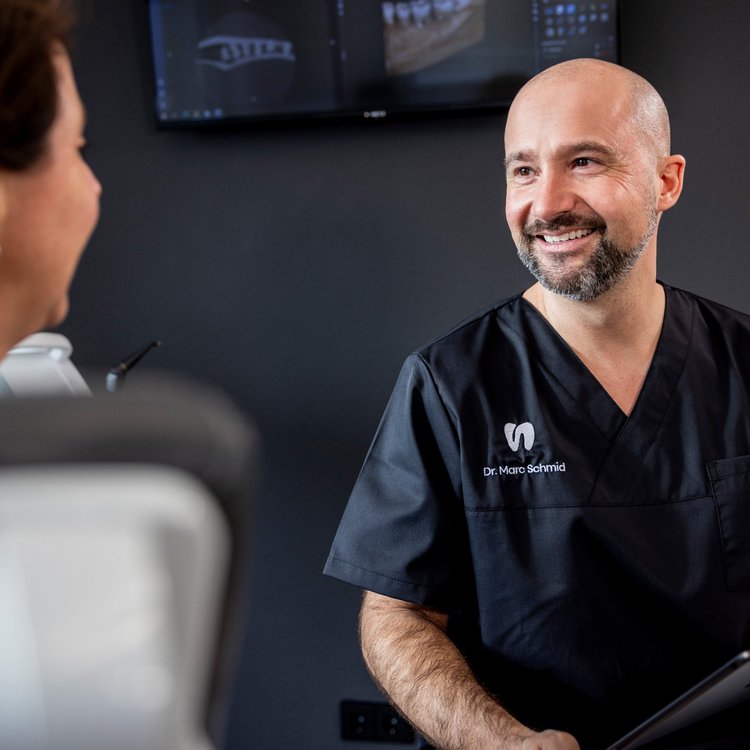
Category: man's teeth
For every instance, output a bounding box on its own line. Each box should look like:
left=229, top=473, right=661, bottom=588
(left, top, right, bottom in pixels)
left=542, top=228, right=594, bottom=244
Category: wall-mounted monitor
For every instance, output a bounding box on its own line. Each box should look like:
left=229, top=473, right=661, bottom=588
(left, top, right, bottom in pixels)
left=147, top=0, right=619, bottom=127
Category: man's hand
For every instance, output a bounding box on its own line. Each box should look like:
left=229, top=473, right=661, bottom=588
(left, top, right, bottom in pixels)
left=516, top=729, right=581, bottom=750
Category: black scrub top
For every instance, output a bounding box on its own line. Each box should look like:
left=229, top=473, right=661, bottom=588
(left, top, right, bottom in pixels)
left=325, top=284, right=750, bottom=749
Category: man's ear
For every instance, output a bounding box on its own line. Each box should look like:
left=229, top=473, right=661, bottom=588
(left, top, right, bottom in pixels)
left=657, top=154, right=686, bottom=212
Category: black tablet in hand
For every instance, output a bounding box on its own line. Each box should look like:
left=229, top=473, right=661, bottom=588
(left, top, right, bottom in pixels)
left=607, top=651, right=750, bottom=750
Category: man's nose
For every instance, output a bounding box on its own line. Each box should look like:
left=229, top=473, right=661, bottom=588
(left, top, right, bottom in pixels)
left=530, top=171, right=577, bottom=223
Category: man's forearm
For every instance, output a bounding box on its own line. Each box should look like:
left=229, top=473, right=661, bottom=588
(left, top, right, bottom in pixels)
left=359, top=591, right=579, bottom=750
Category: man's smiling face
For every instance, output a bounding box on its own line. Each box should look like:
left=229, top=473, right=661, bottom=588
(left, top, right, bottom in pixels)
left=503, top=66, right=662, bottom=302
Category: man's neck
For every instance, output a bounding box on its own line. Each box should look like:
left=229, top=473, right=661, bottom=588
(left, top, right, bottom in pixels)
left=522, top=271, right=666, bottom=416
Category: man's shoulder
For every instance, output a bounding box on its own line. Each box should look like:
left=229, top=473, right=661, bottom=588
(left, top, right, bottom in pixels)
left=666, top=283, right=750, bottom=326
left=411, top=294, right=523, bottom=363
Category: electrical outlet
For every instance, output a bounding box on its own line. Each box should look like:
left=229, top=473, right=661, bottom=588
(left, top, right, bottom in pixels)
left=375, top=703, right=415, bottom=742
left=340, top=700, right=415, bottom=743
left=341, top=700, right=376, bottom=741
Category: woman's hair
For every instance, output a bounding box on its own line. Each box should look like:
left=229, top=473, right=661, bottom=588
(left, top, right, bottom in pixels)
left=0, top=0, right=75, bottom=171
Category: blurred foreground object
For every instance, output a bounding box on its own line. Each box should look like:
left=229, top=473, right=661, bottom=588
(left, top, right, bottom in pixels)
left=0, top=374, right=259, bottom=750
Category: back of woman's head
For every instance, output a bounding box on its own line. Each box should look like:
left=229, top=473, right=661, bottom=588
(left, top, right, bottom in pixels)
left=0, top=0, right=75, bottom=171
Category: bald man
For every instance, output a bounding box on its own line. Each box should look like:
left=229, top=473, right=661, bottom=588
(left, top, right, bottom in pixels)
left=325, top=60, right=750, bottom=749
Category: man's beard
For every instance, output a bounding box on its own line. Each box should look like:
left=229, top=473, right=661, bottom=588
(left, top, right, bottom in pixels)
left=515, top=209, right=659, bottom=302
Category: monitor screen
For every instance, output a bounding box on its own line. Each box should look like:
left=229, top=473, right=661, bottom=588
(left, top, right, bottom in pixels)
left=147, top=0, right=619, bottom=127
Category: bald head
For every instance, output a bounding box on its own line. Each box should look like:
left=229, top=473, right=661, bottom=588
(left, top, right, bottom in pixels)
left=508, top=59, right=671, bottom=163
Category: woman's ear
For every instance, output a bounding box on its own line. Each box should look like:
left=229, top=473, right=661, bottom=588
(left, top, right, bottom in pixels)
left=657, top=154, right=686, bottom=212
left=0, top=181, right=7, bottom=255
left=0, top=175, right=8, bottom=227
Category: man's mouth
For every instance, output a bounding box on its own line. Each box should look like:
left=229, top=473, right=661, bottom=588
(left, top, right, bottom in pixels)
left=540, top=228, right=596, bottom=244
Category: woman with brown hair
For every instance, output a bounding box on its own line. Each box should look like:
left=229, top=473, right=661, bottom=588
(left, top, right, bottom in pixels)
left=0, top=0, right=101, bottom=359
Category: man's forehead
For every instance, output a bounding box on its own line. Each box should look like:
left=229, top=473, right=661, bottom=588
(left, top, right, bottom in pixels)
left=505, top=85, right=631, bottom=152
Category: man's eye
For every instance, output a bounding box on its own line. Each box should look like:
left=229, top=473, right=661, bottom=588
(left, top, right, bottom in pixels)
left=516, top=166, right=532, bottom=177
left=574, top=157, right=593, bottom=168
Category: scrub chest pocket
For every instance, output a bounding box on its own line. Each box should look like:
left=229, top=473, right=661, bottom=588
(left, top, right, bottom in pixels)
left=707, top=454, right=750, bottom=590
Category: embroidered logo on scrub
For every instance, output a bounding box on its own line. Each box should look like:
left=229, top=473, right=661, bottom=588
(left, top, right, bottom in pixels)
left=484, top=420, right=566, bottom=478
left=504, top=422, right=535, bottom=452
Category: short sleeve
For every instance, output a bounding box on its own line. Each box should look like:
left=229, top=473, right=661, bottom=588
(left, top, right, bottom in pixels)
left=324, top=353, right=469, bottom=609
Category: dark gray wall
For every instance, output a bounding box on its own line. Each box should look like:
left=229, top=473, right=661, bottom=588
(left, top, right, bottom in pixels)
left=59, top=2, right=750, bottom=748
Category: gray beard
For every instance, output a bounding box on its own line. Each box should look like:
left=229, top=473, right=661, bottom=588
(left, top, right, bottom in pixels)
left=516, top=209, right=658, bottom=302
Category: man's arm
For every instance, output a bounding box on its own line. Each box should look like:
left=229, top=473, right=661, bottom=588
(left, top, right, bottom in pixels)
left=359, top=591, right=580, bottom=750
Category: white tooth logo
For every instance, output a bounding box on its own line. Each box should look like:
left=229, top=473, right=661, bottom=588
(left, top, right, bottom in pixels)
left=504, top=422, right=535, bottom=452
